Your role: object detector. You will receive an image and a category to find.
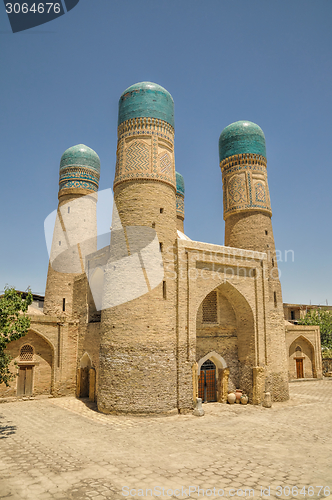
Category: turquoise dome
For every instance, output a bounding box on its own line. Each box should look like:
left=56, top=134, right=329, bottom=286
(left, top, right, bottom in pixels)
left=176, top=172, right=184, bottom=196
left=59, top=144, right=100, bottom=193
left=60, top=144, right=100, bottom=172
left=219, top=121, right=266, bottom=162
left=118, top=82, right=174, bottom=128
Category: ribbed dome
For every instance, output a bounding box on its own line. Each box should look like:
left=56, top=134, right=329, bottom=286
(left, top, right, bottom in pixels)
left=219, top=121, right=266, bottom=163
left=118, top=82, right=174, bottom=128
left=60, top=144, right=100, bottom=172
left=176, top=172, right=184, bottom=196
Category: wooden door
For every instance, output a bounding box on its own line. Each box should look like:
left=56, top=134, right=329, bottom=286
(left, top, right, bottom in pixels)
left=296, top=359, right=304, bottom=378
left=17, top=366, right=33, bottom=396
left=198, top=360, right=217, bottom=402
left=80, top=367, right=90, bottom=397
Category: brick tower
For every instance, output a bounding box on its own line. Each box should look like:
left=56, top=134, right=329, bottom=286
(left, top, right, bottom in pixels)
left=98, top=82, right=178, bottom=414
left=175, top=171, right=185, bottom=233
left=219, top=121, right=289, bottom=401
left=44, top=144, right=100, bottom=317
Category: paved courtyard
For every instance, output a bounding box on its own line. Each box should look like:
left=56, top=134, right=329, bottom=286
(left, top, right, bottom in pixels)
left=0, top=380, right=331, bottom=500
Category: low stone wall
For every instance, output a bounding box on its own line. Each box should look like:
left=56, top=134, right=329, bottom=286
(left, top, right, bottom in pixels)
left=322, top=358, right=332, bottom=375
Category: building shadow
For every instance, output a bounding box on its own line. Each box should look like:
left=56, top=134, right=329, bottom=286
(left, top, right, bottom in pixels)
left=0, top=415, right=17, bottom=439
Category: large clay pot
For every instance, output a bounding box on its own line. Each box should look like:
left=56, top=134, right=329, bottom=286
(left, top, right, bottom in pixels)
left=240, top=394, right=248, bottom=405
left=235, top=389, right=242, bottom=404
left=227, top=392, right=236, bottom=404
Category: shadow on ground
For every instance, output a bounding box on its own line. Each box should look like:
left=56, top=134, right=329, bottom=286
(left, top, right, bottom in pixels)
left=0, top=415, right=17, bottom=439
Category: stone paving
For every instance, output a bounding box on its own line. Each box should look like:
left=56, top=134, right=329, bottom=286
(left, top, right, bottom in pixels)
left=0, top=380, right=331, bottom=500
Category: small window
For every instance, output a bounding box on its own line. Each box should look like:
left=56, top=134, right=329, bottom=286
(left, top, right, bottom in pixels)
left=295, top=345, right=302, bottom=352
left=152, top=222, right=156, bottom=228
left=163, top=281, right=166, bottom=299
left=159, top=242, right=163, bottom=252
left=59, top=241, right=61, bottom=246
left=68, top=206, right=70, bottom=213
left=265, top=230, right=268, bottom=235
left=274, top=291, right=277, bottom=308
left=20, top=345, right=33, bottom=361
left=291, top=310, right=295, bottom=320
left=160, top=208, right=164, bottom=214
left=272, top=258, right=274, bottom=267
left=63, top=298, right=66, bottom=312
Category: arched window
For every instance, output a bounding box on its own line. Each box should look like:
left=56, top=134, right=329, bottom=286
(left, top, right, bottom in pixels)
left=20, top=344, right=33, bottom=361
left=202, top=291, right=218, bottom=323
left=295, top=345, right=302, bottom=356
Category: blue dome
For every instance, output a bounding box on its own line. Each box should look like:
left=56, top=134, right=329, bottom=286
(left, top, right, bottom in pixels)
left=176, top=172, right=184, bottom=196
left=60, top=144, right=100, bottom=172
left=219, top=121, right=266, bottom=162
left=118, top=82, right=174, bottom=128
left=59, top=144, right=100, bottom=193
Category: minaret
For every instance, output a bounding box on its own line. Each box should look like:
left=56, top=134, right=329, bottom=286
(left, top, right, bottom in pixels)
left=98, top=82, right=178, bottom=414
left=176, top=171, right=185, bottom=233
left=219, top=121, right=289, bottom=401
left=44, top=144, right=100, bottom=317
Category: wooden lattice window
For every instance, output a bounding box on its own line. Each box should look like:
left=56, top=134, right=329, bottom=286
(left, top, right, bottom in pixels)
left=202, top=291, right=218, bottom=323
left=295, top=345, right=302, bottom=357
left=20, top=344, right=33, bottom=361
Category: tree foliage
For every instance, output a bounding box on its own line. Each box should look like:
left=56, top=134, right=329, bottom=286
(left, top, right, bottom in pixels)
left=298, top=309, right=332, bottom=351
left=0, top=287, right=33, bottom=386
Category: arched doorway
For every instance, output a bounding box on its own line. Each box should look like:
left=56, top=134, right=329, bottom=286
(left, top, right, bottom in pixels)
left=17, top=344, right=34, bottom=397
left=77, top=353, right=96, bottom=400
left=195, top=282, right=256, bottom=401
left=289, top=336, right=315, bottom=379
left=198, top=359, right=217, bottom=402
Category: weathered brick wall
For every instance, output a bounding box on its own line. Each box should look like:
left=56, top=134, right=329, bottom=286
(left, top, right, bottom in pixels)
left=98, top=178, right=178, bottom=414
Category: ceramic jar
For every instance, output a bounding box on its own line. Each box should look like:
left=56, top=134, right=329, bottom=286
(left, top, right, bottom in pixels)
left=235, top=389, right=242, bottom=404
left=227, top=392, right=236, bottom=404
left=240, top=394, right=248, bottom=405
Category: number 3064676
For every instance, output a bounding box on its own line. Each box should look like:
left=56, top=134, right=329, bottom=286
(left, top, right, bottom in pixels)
left=5, top=3, right=61, bottom=14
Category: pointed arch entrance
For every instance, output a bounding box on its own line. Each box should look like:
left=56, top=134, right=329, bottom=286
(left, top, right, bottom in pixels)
left=197, top=352, right=228, bottom=403
left=289, top=336, right=316, bottom=379
left=196, top=281, right=255, bottom=401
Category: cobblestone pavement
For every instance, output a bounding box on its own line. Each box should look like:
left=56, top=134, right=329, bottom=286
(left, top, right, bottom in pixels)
left=0, top=380, right=331, bottom=500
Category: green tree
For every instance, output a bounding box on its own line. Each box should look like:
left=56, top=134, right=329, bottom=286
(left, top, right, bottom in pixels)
left=298, top=309, right=332, bottom=352
left=0, top=287, right=33, bottom=386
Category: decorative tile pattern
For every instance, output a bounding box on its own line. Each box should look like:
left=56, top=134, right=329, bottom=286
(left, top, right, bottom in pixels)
left=125, top=141, right=150, bottom=173
left=176, top=194, right=184, bottom=219
left=59, top=180, right=97, bottom=191
left=159, top=152, right=171, bottom=174
left=221, top=154, right=272, bottom=218
left=255, top=182, right=266, bottom=203
left=59, top=166, right=99, bottom=192
left=114, top=119, right=176, bottom=190
left=228, top=175, right=246, bottom=205
left=176, top=172, right=185, bottom=196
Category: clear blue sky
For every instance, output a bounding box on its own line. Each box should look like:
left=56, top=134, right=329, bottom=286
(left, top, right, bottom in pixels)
left=1, top=0, right=332, bottom=305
